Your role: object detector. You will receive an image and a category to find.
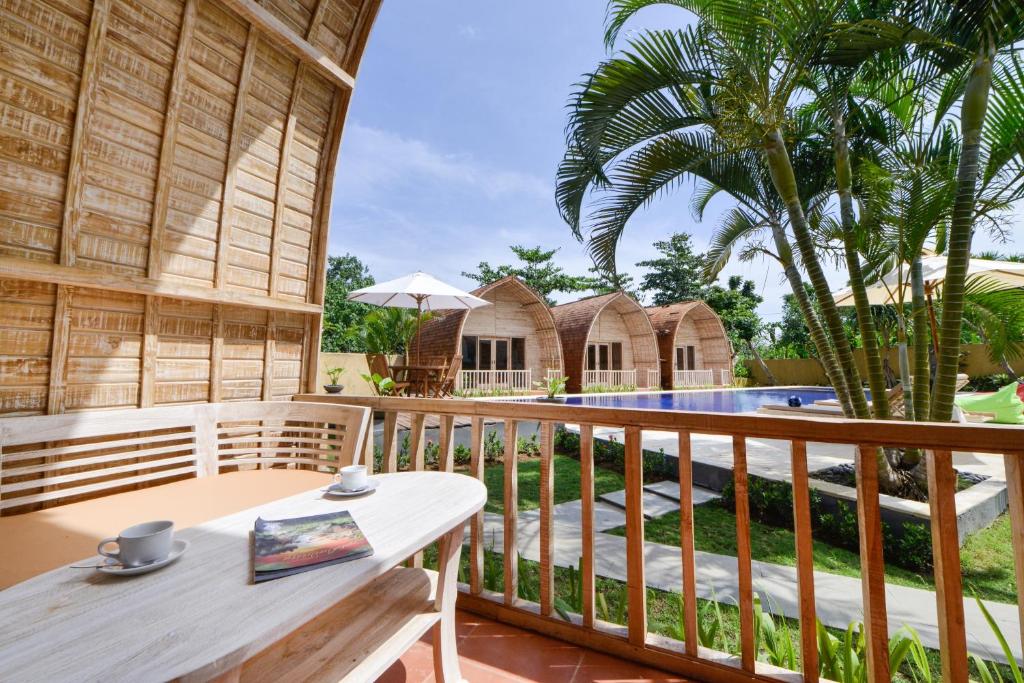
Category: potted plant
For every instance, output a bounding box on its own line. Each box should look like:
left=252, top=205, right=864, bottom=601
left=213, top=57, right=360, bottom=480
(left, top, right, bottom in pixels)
left=324, top=366, right=345, bottom=393
left=535, top=375, right=569, bottom=403
left=362, top=372, right=396, bottom=396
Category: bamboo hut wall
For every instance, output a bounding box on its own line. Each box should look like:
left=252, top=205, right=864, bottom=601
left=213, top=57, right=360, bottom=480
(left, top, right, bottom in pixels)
left=409, top=276, right=564, bottom=378
left=0, top=0, right=382, bottom=415
left=646, top=302, right=733, bottom=389
left=551, top=292, right=660, bottom=394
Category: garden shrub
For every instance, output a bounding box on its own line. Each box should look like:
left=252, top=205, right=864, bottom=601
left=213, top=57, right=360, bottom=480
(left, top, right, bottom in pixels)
left=553, top=426, right=674, bottom=482
left=720, top=474, right=934, bottom=572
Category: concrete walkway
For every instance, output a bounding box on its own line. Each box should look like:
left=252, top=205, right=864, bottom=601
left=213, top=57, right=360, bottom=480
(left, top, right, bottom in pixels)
left=475, top=499, right=1022, bottom=665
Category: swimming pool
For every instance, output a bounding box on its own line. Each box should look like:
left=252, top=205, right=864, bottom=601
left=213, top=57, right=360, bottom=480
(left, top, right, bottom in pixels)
left=522, top=387, right=840, bottom=413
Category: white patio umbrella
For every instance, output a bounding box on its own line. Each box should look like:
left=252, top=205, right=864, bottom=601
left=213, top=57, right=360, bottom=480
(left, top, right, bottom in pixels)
left=832, top=255, right=1024, bottom=307
left=832, top=255, right=1024, bottom=362
left=346, top=271, right=490, bottom=363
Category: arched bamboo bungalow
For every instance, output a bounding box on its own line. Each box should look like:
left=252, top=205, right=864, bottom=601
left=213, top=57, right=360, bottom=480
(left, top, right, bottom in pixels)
left=408, top=276, right=563, bottom=393
left=647, top=302, right=733, bottom=388
left=551, top=292, right=660, bottom=393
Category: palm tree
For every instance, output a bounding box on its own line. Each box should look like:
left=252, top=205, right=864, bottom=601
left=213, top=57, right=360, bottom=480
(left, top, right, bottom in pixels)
left=558, top=0, right=894, bottom=488
left=696, top=148, right=858, bottom=416
left=824, top=0, right=1024, bottom=420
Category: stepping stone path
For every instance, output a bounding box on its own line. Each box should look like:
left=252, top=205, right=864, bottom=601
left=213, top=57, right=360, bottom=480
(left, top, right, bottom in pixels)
left=642, top=480, right=721, bottom=506
left=598, top=482, right=719, bottom=519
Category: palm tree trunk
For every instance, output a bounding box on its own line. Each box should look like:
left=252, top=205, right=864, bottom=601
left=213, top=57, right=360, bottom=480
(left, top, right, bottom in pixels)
left=931, top=49, right=994, bottom=422
left=832, top=112, right=890, bottom=419
left=762, top=130, right=873, bottom=420
left=770, top=222, right=855, bottom=416
left=910, top=257, right=931, bottom=422
left=745, top=339, right=776, bottom=386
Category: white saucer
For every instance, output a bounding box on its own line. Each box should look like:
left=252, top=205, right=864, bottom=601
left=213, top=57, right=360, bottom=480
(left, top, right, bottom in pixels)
left=98, top=539, right=189, bottom=576
left=323, top=479, right=380, bottom=498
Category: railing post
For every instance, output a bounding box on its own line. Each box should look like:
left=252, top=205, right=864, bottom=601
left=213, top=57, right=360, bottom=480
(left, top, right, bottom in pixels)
left=1006, top=452, right=1024, bottom=660
left=438, top=414, right=455, bottom=473
left=733, top=435, right=755, bottom=672
left=677, top=431, right=699, bottom=656
left=580, top=424, right=595, bottom=628
left=539, top=421, right=555, bottom=616
left=791, top=440, right=818, bottom=681
left=624, top=425, right=646, bottom=646
left=380, top=411, right=398, bottom=473
left=503, top=419, right=519, bottom=606
left=469, top=417, right=485, bottom=595
left=856, top=445, right=890, bottom=683
left=926, top=448, right=968, bottom=681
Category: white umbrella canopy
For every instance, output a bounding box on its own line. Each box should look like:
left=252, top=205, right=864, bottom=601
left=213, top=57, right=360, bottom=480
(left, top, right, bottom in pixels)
left=346, top=271, right=491, bottom=311
left=833, top=255, right=1024, bottom=306
left=347, top=271, right=491, bottom=364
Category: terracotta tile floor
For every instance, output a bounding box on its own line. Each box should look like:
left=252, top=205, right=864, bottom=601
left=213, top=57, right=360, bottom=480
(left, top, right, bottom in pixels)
left=377, top=611, right=691, bottom=683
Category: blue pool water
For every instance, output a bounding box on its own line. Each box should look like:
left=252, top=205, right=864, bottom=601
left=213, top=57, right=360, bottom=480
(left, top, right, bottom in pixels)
left=526, top=387, right=841, bottom=413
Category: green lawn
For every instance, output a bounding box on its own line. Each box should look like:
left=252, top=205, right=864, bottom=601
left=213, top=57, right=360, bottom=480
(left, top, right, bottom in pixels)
left=608, top=503, right=1017, bottom=605
left=478, top=453, right=626, bottom=514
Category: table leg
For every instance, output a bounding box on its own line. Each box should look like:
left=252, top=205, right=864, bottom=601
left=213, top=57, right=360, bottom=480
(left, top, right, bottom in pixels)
left=432, top=523, right=465, bottom=683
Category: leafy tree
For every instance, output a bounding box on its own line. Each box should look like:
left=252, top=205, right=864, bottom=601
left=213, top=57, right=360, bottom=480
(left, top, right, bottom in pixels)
left=702, top=276, right=775, bottom=384
left=462, top=245, right=597, bottom=304
left=587, top=264, right=641, bottom=300
left=635, top=233, right=708, bottom=305
left=321, top=254, right=374, bottom=352
left=346, top=308, right=431, bottom=356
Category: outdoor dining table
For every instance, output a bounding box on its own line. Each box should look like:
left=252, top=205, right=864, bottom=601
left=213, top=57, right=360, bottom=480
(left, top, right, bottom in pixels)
left=0, top=471, right=486, bottom=682
left=390, top=363, right=447, bottom=396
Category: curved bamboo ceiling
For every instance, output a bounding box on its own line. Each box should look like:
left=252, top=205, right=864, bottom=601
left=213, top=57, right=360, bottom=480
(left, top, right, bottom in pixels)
left=0, top=0, right=382, bottom=414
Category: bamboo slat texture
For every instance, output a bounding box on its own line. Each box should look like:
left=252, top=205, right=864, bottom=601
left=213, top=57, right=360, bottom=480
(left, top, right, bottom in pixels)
left=0, top=0, right=382, bottom=416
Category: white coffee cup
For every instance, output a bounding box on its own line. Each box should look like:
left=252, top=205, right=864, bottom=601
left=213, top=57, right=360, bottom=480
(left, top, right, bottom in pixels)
left=98, top=520, right=174, bottom=568
left=336, top=464, right=368, bottom=491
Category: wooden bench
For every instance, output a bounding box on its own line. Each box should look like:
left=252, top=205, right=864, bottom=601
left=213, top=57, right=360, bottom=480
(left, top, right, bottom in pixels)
left=0, top=401, right=370, bottom=588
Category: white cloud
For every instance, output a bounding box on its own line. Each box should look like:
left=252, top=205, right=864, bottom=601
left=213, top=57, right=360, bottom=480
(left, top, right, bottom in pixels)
left=335, top=123, right=549, bottom=202
left=457, top=24, right=480, bottom=40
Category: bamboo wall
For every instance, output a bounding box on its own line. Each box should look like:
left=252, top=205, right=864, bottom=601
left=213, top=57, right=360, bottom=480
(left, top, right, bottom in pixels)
left=0, top=0, right=382, bottom=415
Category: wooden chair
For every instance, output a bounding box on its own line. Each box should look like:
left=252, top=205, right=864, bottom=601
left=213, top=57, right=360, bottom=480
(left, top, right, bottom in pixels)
left=431, top=355, right=463, bottom=398
left=366, top=354, right=411, bottom=396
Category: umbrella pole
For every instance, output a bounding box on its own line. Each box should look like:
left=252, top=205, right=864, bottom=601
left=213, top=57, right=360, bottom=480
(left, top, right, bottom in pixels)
left=415, top=297, right=423, bottom=365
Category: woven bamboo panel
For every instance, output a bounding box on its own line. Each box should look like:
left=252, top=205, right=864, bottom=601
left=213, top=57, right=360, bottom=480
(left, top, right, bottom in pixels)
left=0, top=0, right=382, bottom=415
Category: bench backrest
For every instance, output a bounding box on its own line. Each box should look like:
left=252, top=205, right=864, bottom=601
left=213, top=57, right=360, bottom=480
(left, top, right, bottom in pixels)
left=0, top=402, right=370, bottom=514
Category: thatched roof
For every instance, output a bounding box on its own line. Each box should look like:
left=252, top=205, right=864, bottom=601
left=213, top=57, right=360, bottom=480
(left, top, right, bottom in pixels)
left=646, top=301, right=733, bottom=388
left=551, top=292, right=659, bottom=392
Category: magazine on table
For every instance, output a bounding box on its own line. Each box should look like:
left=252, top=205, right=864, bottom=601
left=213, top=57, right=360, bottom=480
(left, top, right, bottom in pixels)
left=252, top=510, right=373, bottom=583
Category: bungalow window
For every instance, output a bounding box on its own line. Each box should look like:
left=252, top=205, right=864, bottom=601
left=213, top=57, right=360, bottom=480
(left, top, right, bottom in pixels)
left=587, top=342, right=623, bottom=371
left=465, top=336, right=526, bottom=371
left=462, top=336, right=477, bottom=370
left=676, top=345, right=697, bottom=370
left=511, top=338, right=526, bottom=371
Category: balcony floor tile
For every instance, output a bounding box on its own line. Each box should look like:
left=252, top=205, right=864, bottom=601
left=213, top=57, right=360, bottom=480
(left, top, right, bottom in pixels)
left=376, top=610, right=691, bottom=683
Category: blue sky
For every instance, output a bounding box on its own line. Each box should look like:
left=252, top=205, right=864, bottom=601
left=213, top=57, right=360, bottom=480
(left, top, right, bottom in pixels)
left=327, top=1, right=1016, bottom=320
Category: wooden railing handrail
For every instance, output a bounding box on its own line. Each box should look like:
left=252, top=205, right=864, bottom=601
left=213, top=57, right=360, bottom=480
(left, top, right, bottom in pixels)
left=293, top=394, right=1024, bottom=453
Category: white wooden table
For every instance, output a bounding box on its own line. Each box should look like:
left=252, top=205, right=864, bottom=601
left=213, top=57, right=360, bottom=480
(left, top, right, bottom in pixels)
left=0, top=471, right=486, bottom=682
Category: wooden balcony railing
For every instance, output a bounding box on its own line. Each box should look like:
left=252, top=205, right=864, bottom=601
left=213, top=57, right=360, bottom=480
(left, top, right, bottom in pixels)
left=294, top=393, right=1024, bottom=683
left=458, top=369, right=532, bottom=394
left=583, top=369, right=636, bottom=388
left=674, top=369, right=715, bottom=387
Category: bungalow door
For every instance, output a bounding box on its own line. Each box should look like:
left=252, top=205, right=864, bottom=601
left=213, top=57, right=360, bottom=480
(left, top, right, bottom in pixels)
left=587, top=342, right=623, bottom=383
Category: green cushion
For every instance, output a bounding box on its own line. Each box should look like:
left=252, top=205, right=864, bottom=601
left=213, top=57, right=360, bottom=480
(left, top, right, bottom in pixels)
left=955, top=382, right=1024, bottom=424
